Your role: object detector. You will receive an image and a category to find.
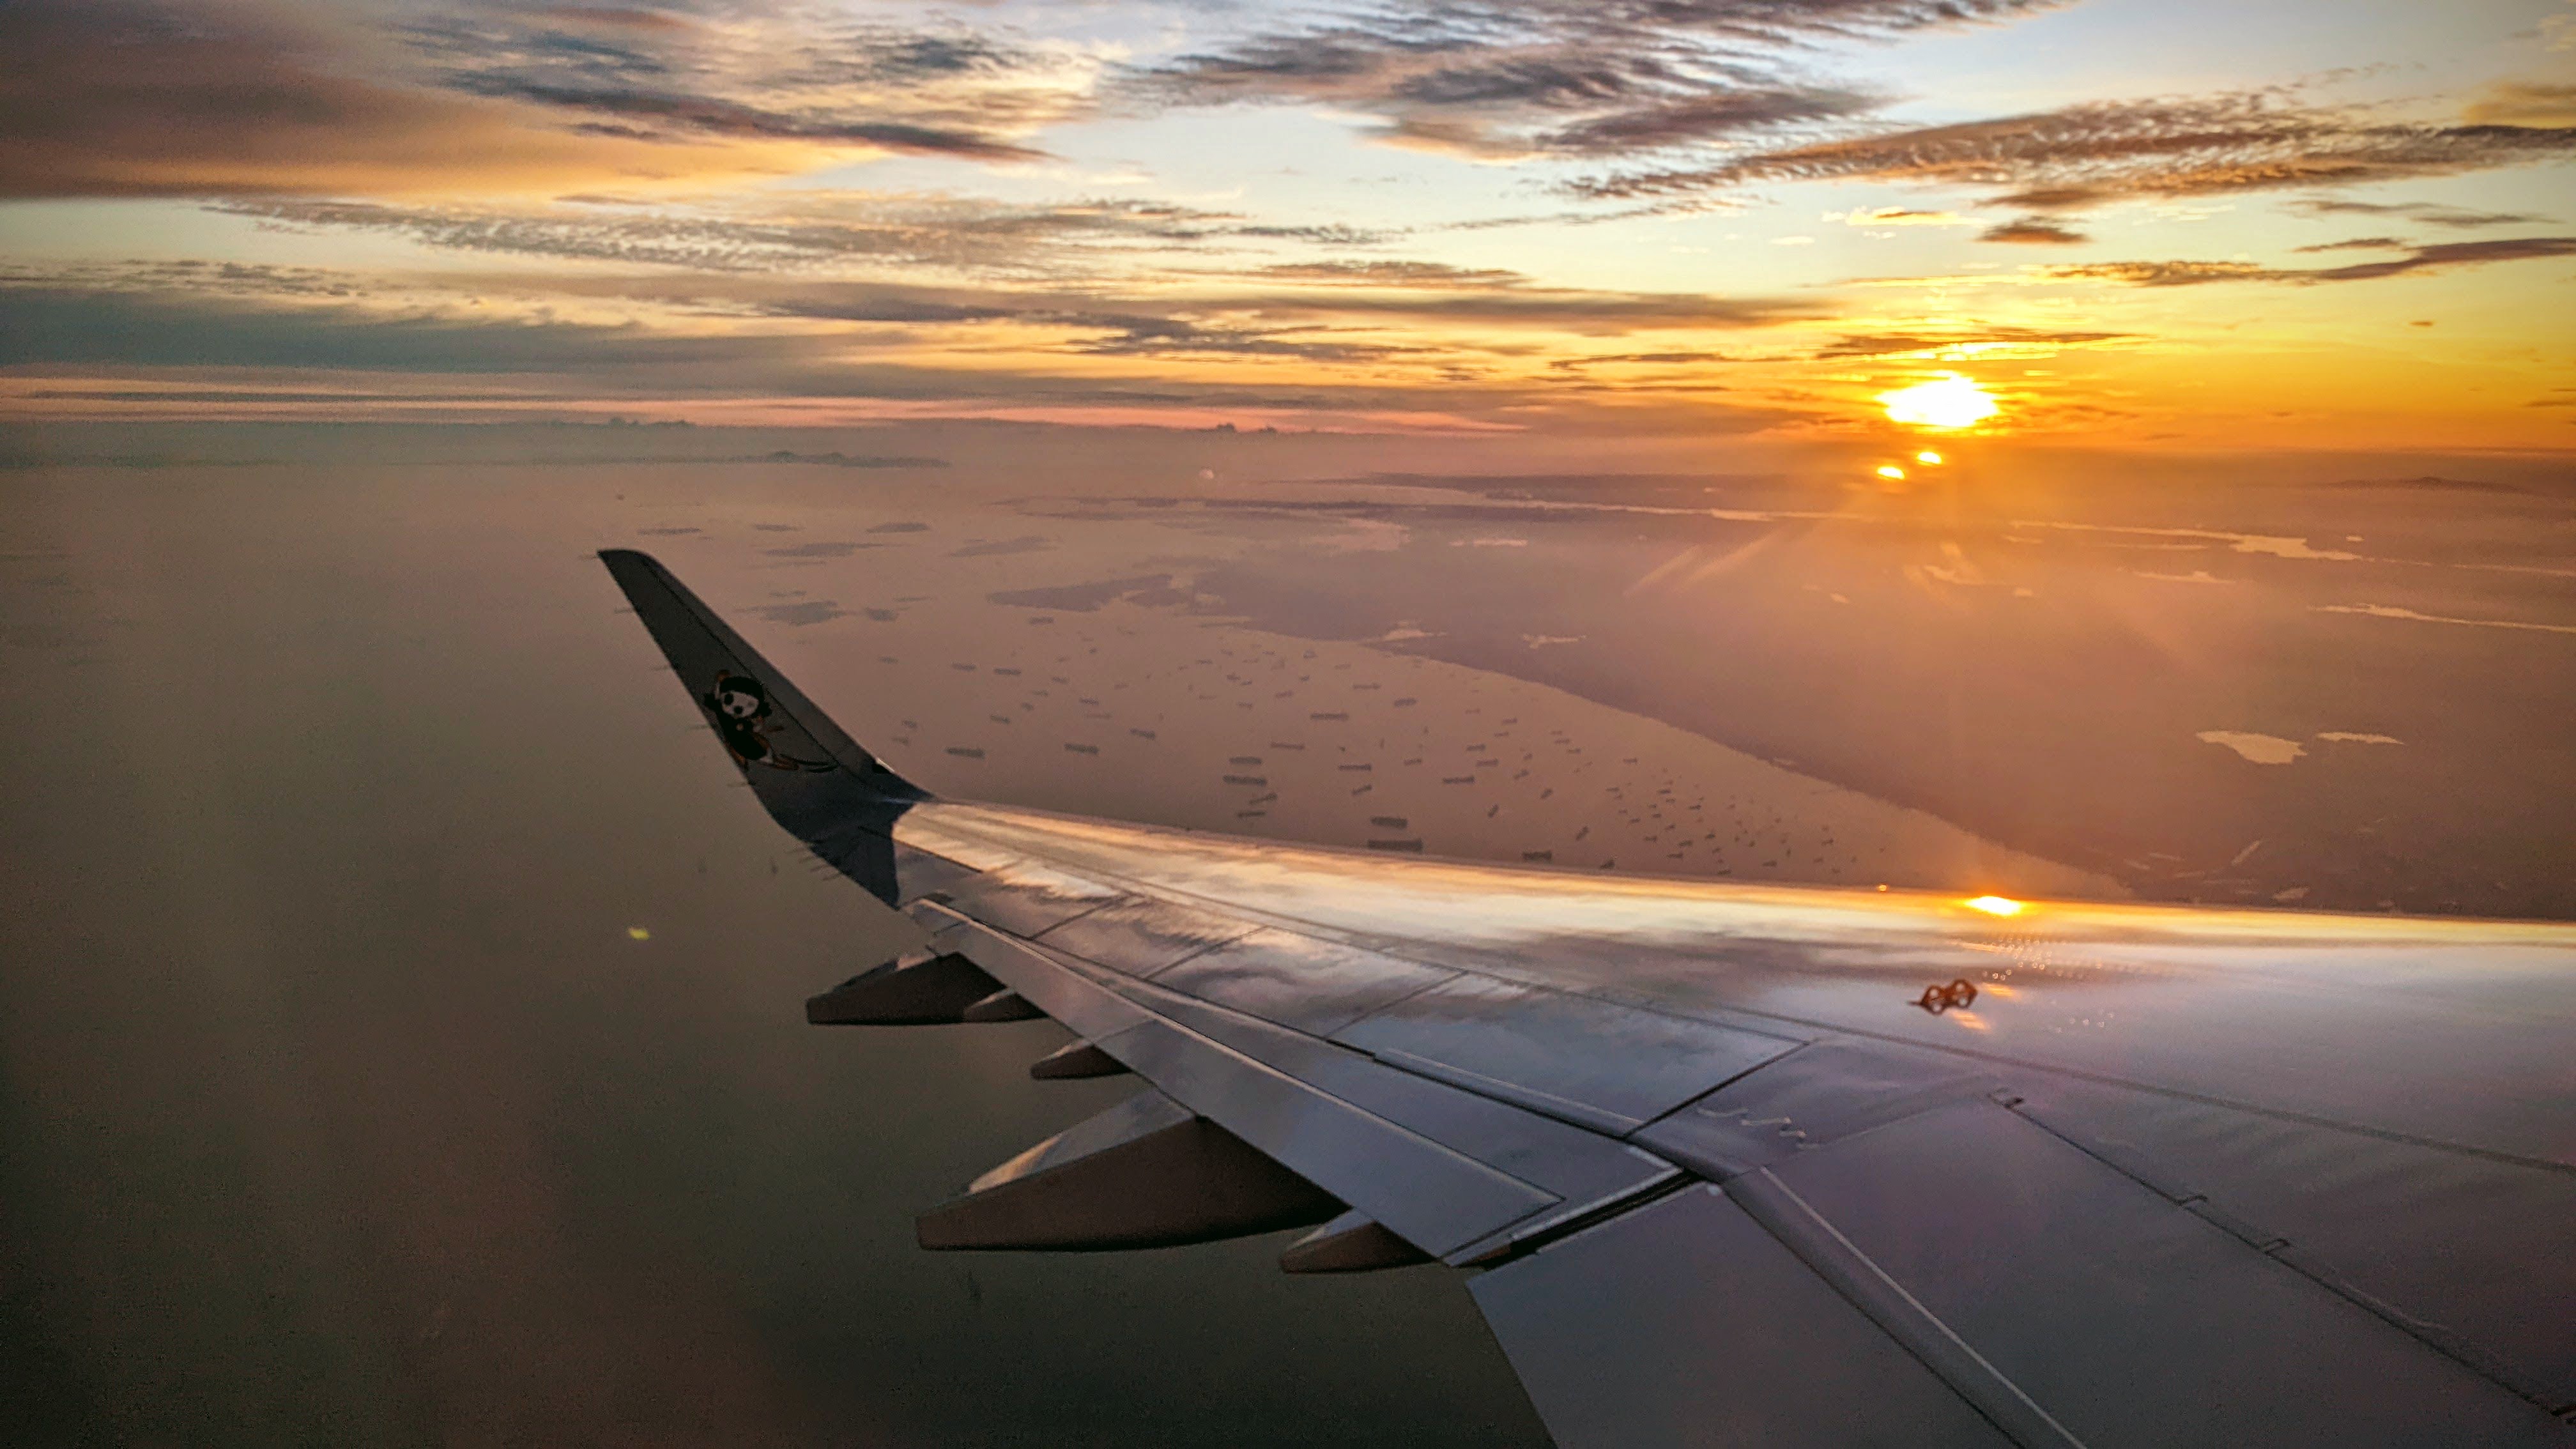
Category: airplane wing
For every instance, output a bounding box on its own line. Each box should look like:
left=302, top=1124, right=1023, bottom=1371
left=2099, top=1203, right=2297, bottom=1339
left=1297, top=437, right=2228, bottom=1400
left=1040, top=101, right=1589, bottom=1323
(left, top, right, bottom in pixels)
left=601, top=549, right=2576, bottom=1448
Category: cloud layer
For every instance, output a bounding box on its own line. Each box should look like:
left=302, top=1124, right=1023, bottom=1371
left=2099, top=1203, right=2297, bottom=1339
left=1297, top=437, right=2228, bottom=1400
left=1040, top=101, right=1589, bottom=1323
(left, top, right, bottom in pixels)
left=2050, top=236, right=2576, bottom=287
left=1577, top=92, right=2576, bottom=209
left=1130, top=0, right=2064, bottom=159
left=0, top=1, right=783, bottom=197
left=1, top=0, right=2569, bottom=445
left=0, top=0, right=1096, bottom=197
left=399, top=6, right=1098, bottom=163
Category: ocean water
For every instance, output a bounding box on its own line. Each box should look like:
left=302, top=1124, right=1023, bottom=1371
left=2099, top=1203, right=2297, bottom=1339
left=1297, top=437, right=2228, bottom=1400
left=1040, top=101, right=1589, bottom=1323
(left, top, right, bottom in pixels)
left=0, top=461, right=1549, bottom=1447
left=6, top=430, right=2568, bottom=1446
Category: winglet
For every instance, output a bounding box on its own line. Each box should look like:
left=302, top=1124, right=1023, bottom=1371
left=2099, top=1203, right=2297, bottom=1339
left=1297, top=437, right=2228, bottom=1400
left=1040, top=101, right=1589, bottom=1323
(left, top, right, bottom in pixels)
left=600, top=548, right=926, bottom=902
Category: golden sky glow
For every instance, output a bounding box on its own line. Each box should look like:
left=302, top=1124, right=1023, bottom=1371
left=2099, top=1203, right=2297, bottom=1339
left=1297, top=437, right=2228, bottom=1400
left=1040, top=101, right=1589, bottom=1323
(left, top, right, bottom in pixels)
left=0, top=0, right=2570, bottom=449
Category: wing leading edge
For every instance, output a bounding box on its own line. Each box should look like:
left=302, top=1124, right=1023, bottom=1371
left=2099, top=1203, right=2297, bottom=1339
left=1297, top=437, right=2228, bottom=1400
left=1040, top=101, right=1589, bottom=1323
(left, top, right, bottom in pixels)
left=601, top=551, right=2576, bottom=1449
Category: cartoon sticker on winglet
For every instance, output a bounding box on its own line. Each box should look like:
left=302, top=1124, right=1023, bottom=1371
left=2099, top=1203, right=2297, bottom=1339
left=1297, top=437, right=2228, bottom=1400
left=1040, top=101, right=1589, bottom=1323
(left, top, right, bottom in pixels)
left=703, top=671, right=836, bottom=772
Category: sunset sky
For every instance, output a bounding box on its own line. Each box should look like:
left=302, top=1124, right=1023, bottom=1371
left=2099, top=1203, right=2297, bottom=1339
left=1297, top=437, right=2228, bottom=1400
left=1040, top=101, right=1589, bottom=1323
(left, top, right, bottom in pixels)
left=4, top=0, right=2573, bottom=450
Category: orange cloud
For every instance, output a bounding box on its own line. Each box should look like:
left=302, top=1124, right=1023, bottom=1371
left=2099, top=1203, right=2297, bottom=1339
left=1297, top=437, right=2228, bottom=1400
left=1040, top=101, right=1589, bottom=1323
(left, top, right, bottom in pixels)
left=2463, top=81, right=2576, bottom=128
left=0, top=1, right=823, bottom=197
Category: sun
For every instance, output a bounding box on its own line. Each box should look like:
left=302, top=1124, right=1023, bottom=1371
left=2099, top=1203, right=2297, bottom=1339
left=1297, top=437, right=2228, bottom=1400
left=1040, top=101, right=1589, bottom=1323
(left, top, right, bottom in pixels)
left=1879, top=374, right=2000, bottom=431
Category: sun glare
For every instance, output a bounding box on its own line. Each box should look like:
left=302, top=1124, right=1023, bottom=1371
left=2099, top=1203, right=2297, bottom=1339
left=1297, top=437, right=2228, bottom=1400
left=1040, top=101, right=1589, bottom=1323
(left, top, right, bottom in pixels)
left=1916, top=450, right=1944, bottom=465
left=1875, top=464, right=1906, bottom=480
left=1880, top=375, right=2000, bottom=431
left=1964, top=894, right=2025, bottom=916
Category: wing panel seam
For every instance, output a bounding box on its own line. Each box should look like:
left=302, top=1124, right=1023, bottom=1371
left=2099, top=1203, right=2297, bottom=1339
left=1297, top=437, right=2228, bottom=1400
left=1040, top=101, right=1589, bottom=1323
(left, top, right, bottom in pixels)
left=1361, top=1047, right=1643, bottom=1137
left=1999, top=1092, right=2572, bottom=1415
left=901, top=812, right=2576, bottom=1177
left=916, top=906, right=1572, bottom=1256
left=1724, top=1167, right=2090, bottom=1449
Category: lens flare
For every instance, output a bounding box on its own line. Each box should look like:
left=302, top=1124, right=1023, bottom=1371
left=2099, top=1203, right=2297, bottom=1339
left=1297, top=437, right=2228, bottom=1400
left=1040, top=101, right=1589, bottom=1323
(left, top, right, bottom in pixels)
left=1916, top=450, right=1945, bottom=465
left=1880, top=375, right=1999, bottom=431
left=1875, top=464, right=1906, bottom=480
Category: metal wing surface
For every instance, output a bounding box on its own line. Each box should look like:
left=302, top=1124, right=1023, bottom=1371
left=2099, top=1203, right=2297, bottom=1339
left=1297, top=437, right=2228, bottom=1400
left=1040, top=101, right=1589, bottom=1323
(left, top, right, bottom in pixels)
left=602, top=549, right=2576, bottom=1449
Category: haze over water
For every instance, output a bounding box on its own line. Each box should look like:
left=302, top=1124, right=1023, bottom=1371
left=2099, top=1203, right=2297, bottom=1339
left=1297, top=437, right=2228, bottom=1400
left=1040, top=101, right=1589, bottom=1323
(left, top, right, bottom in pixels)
left=4, top=423, right=2570, bottom=1443
left=2, top=447, right=1552, bottom=1448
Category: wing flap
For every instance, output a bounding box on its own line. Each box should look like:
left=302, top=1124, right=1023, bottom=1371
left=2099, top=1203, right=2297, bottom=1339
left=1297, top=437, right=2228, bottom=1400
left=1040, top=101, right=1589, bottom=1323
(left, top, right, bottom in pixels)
left=918, top=900, right=1677, bottom=1261
left=1108, top=980, right=1681, bottom=1260
left=1478, top=1099, right=2570, bottom=1449
left=1329, top=973, right=1799, bottom=1134
left=1096, top=1013, right=1562, bottom=1259
left=1632, top=1035, right=2001, bottom=1179
left=2000, top=1078, right=2576, bottom=1413
left=1472, top=1184, right=2018, bottom=1449
left=1747, top=1098, right=2563, bottom=1447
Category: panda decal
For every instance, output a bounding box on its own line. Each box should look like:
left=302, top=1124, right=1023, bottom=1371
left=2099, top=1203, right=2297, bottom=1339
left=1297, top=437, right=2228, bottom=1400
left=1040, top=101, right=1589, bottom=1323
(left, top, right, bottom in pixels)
left=702, top=671, right=835, bottom=772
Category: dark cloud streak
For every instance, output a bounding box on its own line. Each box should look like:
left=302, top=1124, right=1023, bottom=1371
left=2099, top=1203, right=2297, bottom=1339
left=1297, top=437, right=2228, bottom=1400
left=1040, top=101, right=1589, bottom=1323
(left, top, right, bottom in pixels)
left=0, top=0, right=760, bottom=197
left=1979, top=216, right=2088, bottom=244
left=219, top=196, right=1284, bottom=278
left=438, top=77, right=1048, bottom=162
left=395, top=9, right=1088, bottom=165
left=2283, top=199, right=2552, bottom=229
left=1578, top=93, right=2576, bottom=211
left=211, top=198, right=1811, bottom=332
left=1130, top=0, right=2062, bottom=160
left=2048, top=236, right=2576, bottom=287
left=2290, top=236, right=2406, bottom=253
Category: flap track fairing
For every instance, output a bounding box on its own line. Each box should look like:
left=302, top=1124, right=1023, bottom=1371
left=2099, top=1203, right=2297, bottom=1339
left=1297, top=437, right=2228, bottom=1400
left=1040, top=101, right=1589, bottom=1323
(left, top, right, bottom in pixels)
left=961, top=988, right=1046, bottom=1023
left=1029, top=1041, right=1130, bottom=1080
left=806, top=950, right=1002, bottom=1025
left=917, top=1089, right=1341, bottom=1252
left=1279, top=1211, right=1433, bottom=1274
